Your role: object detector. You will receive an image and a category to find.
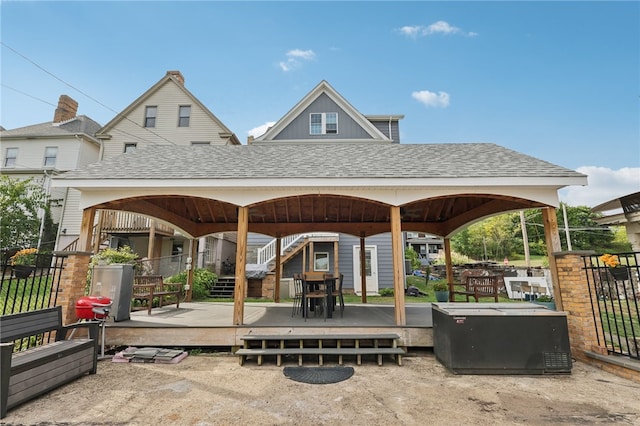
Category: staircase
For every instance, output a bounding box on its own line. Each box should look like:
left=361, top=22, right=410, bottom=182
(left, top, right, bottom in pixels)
left=256, top=233, right=339, bottom=273
left=208, top=276, right=235, bottom=298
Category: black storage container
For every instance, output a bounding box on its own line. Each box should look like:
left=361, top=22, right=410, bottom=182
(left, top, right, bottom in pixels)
left=432, top=303, right=572, bottom=375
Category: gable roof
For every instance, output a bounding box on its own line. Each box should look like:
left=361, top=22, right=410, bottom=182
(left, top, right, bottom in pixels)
left=96, top=71, right=240, bottom=145
left=253, top=80, right=395, bottom=143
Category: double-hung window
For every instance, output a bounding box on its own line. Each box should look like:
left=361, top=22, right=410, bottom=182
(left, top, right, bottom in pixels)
left=4, top=148, right=17, bottom=167
left=178, top=105, right=191, bottom=127
left=43, top=147, right=58, bottom=167
left=144, top=106, right=157, bottom=127
left=310, top=112, right=338, bottom=135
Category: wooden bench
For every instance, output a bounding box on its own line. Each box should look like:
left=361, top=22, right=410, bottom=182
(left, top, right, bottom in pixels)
left=237, top=333, right=405, bottom=367
left=0, top=306, right=99, bottom=418
left=450, top=273, right=501, bottom=302
left=132, top=275, right=183, bottom=315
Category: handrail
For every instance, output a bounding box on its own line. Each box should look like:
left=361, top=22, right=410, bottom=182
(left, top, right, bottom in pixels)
left=257, top=234, right=304, bottom=265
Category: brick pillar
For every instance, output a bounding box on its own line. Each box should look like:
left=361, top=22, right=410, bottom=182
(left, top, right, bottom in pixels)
left=553, top=251, right=603, bottom=362
left=55, top=252, right=91, bottom=325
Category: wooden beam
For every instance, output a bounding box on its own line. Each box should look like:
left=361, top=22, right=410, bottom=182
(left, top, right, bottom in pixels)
left=147, top=220, right=156, bottom=259
left=78, top=207, right=96, bottom=252
left=360, top=236, right=367, bottom=304
left=444, top=238, right=454, bottom=301
left=390, top=206, right=406, bottom=326
left=92, top=210, right=104, bottom=254
left=274, top=237, right=281, bottom=302
left=333, top=241, right=339, bottom=276
left=233, top=206, right=249, bottom=325
left=542, top=207, right=564, bottom=310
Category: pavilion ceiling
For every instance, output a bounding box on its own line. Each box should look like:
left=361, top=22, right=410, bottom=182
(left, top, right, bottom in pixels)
left=94, top=193, right=546, bottom=238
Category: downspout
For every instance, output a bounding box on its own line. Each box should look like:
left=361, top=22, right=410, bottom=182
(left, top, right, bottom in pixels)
left=388, top=116, right=392, bottom=141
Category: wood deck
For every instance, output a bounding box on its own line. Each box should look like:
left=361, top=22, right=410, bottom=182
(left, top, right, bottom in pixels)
left=103, top=302, right=434, bottom=349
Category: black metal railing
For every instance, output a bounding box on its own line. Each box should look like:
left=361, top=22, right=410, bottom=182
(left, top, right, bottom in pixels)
left=0, top=253, right=67, bottom=316
left=583, top=252, right=640, bottom=359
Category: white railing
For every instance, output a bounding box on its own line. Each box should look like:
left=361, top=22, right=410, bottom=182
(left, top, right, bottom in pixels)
left=256, top=234, right=305, bottom=265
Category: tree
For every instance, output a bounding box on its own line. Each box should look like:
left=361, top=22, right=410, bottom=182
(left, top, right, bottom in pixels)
left=0, top=176, right=48, bottom=251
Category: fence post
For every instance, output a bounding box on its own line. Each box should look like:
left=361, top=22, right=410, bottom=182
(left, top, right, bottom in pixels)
left=54, top=251, right=91, bottom=325
left=553, top=250, right=604, bottom=362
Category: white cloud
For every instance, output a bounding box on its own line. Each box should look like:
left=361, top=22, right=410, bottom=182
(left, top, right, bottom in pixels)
left=287, top=49, right=315, bottom=60
left=425, top=20, right=461, bottom=35
left=558, top=166, right=640, bottom=207
left=397, top=21, right=477, bottom=38
left=279, top=49, right=315, bottom=72
left=411, top=90, right=450, bottom=108
left=247, top=121, right=276, bottom=139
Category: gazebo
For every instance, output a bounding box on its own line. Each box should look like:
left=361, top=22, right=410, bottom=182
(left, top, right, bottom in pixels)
left=52, top=142, right=587, bottom=325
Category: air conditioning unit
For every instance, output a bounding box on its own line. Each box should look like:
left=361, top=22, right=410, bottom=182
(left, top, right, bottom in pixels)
left=432, top=303, right=572, bottom=375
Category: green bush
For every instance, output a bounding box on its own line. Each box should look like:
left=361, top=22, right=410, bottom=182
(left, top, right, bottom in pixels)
left=379, top=288, right=394, bottom=297
left=432, top=281, right=449, bottom=292
left=166, top=268, right=216, bottom=300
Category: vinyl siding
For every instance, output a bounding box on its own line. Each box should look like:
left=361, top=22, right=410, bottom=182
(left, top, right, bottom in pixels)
left=274, top=93, right=372, bottom=141
left=101, top=82, right=231, bottom=160
left=370, top=119, right=401, bottom=143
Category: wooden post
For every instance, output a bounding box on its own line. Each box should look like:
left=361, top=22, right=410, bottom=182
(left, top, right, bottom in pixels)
left=390, top=206, right=406, bottom=326
left=360, top=236, right=367, bottom=303
left=147, top=220, right=156, bottom=259
left=333, top=241, right=339, bottom=276
left=78, top=207, right=96, bottom=252
left=309, top=241, right=314, bottom=271
left=186, top=239, right=196, bottom=302
left=543, top=207, right=564, bottom=310
left=444, top=238, right=454, bottom=301
left=274, top=237, right=282, bottom=302
left=302, top=245, right=307, bottom=274
left=92, top=210, right=104, bottom=254
left=233, top=207, right=249, bottom=325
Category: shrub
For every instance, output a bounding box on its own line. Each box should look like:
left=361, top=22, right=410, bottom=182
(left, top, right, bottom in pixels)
left=379, top=288, right=394, bottom=297
left=166, top=268, right=217, bottom=300
left=432, top=281, right=449, bottom=292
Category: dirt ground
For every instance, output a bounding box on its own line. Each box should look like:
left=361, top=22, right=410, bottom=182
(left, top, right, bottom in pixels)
left=3, top=351, right=640, bottom=426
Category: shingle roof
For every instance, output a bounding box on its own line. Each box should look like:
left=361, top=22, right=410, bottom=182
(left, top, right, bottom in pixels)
left=0, top=116, right=102, bottom=138
left=57, top=143, right=585, bottom=180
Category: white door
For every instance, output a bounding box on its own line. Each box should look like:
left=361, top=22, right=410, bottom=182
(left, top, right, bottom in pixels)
left=352, top=245, right=379, bottom=295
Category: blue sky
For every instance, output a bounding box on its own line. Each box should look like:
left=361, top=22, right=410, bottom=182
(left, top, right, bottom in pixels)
left=1, top=1, right=638, bottom=207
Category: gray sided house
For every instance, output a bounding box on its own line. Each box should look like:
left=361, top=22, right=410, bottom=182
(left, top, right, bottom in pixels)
left=246, top=81, right=404, bottom=295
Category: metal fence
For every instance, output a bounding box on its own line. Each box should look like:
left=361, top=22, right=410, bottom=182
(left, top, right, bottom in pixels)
left=0, top=253, right=67, bottom=350
left=583, top=252, right=640, bottom=359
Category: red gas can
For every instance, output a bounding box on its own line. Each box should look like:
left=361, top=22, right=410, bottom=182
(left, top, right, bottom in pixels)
left=75, top=296, right=112, bottom=320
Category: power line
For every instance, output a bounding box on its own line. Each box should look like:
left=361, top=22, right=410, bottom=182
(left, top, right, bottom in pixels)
left=1, top=41, right=176, bottom=146
left=1, top=84, right=57, bottom=108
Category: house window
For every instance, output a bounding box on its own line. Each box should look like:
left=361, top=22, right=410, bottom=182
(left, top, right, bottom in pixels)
left=178, top=105, right=191, bottom=127
left=191, top=141, right=210, bottom=146
left=144, top=106, right=157, bottom=127
left=4, top=148, right=18, bottom=167
left=43, top=147, right=58, bottom=167
left=314, top=252, right=330, bottom=271
left=309, top=113, right=338, bottom=135
left=124, top=143, right=137, bottom=153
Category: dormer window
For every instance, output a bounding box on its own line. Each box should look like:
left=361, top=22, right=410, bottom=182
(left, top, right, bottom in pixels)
left=310, top=112, right=338, bottom=135
left=144, top=106, right=157, bottom=128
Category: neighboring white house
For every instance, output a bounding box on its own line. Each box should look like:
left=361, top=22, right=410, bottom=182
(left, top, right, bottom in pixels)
left=0, top=95, right=101, bottom=250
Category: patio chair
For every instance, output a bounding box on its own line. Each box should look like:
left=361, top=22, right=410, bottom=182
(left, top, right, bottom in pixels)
left=331, top=273, right=345, bottom=317
left=291, top=274, right=304, bottom=317
left=303, top=274, right=327, bottom=321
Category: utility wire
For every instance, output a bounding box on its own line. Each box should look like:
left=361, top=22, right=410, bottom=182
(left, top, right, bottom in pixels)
left=1, top=41, right=176, bottom=146
left=1, top=84, right=57, bottom=108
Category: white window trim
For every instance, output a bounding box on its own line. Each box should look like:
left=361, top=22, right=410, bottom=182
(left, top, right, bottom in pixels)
left=124, top=143, right=137, bottom=153
left=4, top=147, right=18, bottom=167
left=144, top=106, right=157, bottom=128
left=310, top=112, right=338, bottom=135
left=314, top=252, right=330, bottom=271
left=43, top=146, right=58, bottom=167
left=178, top=105, right=191, bottom=127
